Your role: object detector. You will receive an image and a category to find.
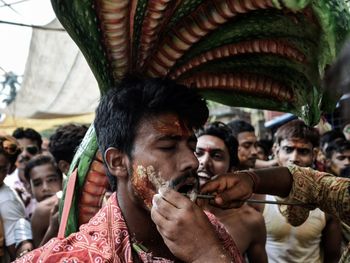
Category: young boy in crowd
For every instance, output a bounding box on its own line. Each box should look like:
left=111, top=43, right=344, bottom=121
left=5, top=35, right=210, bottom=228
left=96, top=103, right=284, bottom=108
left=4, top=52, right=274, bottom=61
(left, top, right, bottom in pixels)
left=24, top=155, right=63, bottom=247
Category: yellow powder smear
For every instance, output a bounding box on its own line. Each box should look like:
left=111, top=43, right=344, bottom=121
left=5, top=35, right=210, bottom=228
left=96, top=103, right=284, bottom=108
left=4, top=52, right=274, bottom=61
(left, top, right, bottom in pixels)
left=136, top=165, right=169, bottom=191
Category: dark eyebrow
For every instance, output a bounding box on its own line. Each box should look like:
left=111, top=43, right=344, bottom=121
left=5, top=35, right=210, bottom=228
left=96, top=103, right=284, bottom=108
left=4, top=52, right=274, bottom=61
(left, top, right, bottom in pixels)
left=46, top=174, right=59, bottom=178
left=156, top=135, right=182, bottom=141
left=283, top=145, right=310, bottom=150
left=32, top=178, right=42, bottom=183
left=196, top=146, right=224, bottom=153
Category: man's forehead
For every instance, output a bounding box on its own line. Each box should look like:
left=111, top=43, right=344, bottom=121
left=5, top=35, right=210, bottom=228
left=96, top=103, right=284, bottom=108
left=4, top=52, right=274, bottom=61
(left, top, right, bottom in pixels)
left=334, top=150, right=350, bottom=157
left=18, top=138, right=39, bottom=147
left=280, top=138, right=313, bottom=148
left=138, top=113, right=194, bottom=137
left=237, top=131, right=256, bottom=142
left=197, top=135, right=226, bottom=150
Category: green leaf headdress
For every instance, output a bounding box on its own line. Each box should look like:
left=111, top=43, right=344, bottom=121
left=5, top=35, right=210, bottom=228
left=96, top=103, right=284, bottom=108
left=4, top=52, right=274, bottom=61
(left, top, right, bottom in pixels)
left=51, top=0, right=350, bottom=236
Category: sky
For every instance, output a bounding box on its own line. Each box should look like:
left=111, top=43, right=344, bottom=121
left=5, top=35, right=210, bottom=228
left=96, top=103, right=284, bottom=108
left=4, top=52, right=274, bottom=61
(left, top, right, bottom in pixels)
left=0, top=0, right=56, bottom=107
left=0, top=0, right=56, bottom=75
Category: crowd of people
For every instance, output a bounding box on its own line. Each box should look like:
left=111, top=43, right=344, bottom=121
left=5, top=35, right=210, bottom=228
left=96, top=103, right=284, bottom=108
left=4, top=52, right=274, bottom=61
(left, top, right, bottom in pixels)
left=0, top=76, right=349, bottom=262
left=0, top=124, right=88, bottom=261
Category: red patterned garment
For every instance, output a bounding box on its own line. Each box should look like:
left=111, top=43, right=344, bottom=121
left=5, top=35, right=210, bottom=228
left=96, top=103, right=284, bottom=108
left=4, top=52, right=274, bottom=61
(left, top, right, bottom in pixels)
left=15, top=192, right=243, bottom=263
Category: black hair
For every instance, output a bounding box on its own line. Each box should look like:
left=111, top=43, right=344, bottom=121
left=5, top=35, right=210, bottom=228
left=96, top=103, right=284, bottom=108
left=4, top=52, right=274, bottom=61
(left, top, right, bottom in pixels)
left=197, top=121, right=239, bottom=168
left=0, top=135, right=21, bottom=168
left=340, top=166, right=350, bottom=178
left=274, top=119, right=320, bottom=148
left=320, top=130, right=346, bottom=151
left=325, top=139, right=350, bottom=159
left=12, top=127, right=43, bottom=151
left=94, top=76, right=209, bottom=189
left=257, top=139, right=273, bottom=157
left=49, top=123, right=89, bottom=163
left=24, top=154, right=62, bottom=182
left=227, top=119, right=255, bottom=138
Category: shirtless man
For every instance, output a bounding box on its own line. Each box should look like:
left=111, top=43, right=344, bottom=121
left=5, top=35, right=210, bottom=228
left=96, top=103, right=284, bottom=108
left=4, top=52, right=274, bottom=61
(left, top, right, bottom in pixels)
left=196, top=121, right=267, bottom=262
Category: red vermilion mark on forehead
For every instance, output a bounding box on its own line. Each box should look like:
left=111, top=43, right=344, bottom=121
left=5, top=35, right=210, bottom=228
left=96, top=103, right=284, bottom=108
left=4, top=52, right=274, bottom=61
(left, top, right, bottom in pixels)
left=286, top=139, right=313, bottom=149
left=153, top=115, right=191, bottom=136
left=200, top=147, right=214, bottom=154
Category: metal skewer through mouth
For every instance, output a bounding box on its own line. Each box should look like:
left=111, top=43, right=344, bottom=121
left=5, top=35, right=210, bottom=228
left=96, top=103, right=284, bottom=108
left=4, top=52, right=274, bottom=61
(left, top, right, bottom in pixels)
left=182, top=193, right=315, bottom=206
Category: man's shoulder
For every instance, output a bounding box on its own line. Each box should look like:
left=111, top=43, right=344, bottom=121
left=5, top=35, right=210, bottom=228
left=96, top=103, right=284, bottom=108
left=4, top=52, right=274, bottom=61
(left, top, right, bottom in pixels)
left=14, top=234, right=113, bottom=262
left=16, top=196, right=131, bottom=262
left=0, top=184, right=19, bottom=203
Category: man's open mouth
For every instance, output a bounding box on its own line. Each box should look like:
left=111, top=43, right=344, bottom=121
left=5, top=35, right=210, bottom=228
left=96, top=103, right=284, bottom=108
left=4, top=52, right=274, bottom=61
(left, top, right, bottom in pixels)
left=197, top=170, right=214, bottom=185
left=169, top=174, right=199, bottom=201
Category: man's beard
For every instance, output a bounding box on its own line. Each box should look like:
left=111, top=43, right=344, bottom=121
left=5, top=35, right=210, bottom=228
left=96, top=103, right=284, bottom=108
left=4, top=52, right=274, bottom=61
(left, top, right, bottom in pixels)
left=168, top=171, right=199, bottom=201
left=130, top=165, right=200, bottom=209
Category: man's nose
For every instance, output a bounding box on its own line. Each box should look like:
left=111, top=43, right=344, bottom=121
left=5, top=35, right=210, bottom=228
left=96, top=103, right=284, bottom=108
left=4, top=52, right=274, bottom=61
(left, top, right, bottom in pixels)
left=250, top=145, right=258, bottom=156
left=198, top=153, right=210, bottom=168
left=344, top=157, right=350, bottom=165
left=42, top=181, right=50, bottom=191
left=289, top=150, right=299, bottom=164
left=182, top=148, right=199, bottom=172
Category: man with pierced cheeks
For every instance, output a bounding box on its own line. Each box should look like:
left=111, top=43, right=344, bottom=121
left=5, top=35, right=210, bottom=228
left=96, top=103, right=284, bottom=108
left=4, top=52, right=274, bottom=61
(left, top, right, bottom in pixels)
left=16, top=76, right=244, bottom=262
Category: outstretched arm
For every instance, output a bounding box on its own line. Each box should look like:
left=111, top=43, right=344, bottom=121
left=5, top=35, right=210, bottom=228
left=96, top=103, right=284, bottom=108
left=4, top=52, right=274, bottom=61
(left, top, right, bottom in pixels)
left=201, top=166, right=350, bottom=225
left=200, top=167, right=293, bottom=209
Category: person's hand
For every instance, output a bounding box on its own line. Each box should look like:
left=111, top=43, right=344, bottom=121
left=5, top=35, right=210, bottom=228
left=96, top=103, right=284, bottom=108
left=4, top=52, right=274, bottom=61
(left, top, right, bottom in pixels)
left=151, top=187, right=231, bottom=263
left=39, top=197, right=60, bottom=247
left=48, top=198, right=60, bottom=233
left=199, top=172, right=255, bottom=209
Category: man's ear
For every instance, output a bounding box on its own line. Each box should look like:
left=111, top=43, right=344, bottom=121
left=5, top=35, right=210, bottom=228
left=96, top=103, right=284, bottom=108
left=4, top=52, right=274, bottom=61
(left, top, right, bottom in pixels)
left=325, top=158, right=332, bottom=169
left=104, top=147, right=129, bottom=178
left=25, top=179, right=33, bottom=195
left=58, top=160, right=70, bottom=175
left=274, top=145, right=280, bottom=156
left=312, top=148, right=319, bottom=161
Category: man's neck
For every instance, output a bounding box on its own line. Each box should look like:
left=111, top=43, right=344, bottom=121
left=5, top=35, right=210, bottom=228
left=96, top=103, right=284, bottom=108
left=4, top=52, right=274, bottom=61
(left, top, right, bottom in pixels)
left=116, top=189, right=176, bottom=260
